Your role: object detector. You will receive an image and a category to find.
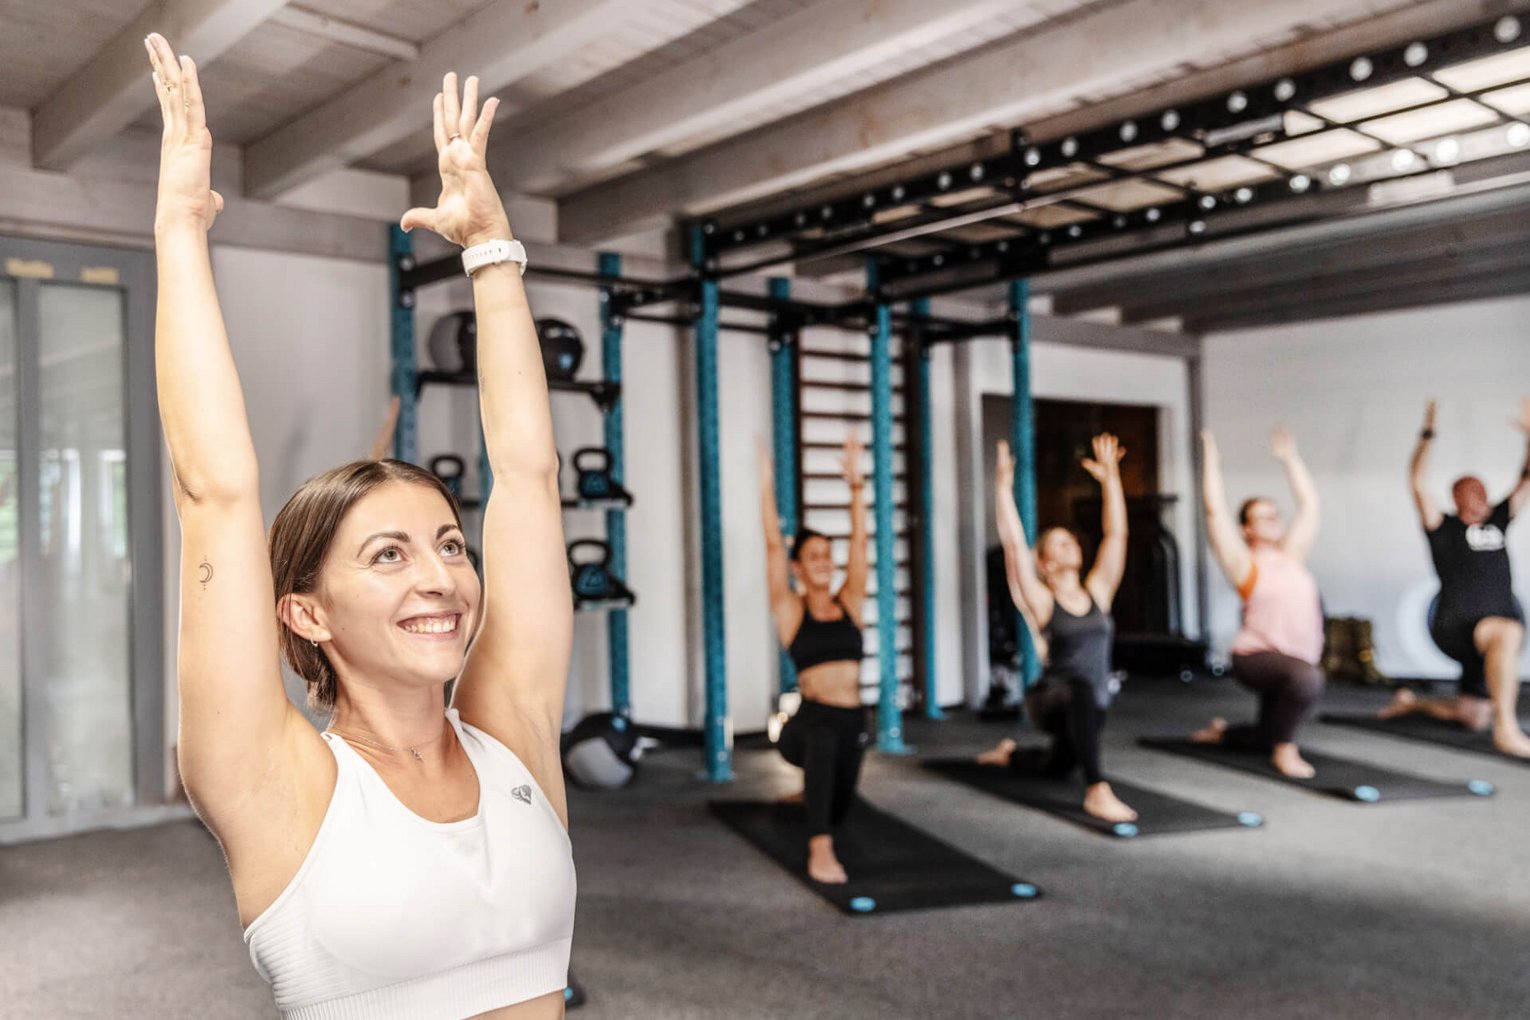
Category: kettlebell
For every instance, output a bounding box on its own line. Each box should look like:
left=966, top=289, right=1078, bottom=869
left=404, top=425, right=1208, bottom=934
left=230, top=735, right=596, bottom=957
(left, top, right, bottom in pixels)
left=429, top=454, right=465, bottom=500
left=572, top=447, right=632, bottom=505
left=536, top=318, right=585, bottom=381
left=567, top=539, right=634, bottom=608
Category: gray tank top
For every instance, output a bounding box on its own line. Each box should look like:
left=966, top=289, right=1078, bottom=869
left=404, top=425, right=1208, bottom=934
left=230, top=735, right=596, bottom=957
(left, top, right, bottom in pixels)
left=1043, top=596, right=1115, bottom=708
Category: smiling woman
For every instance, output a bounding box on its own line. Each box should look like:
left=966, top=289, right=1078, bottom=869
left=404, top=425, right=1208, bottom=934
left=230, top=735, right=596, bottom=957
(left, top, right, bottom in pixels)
left=143, top=26, right=576, bottom=1020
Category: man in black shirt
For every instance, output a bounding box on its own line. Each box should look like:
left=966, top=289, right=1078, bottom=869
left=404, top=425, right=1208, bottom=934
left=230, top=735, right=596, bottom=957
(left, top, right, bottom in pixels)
left=1383, top=400, right=1530, bottom=757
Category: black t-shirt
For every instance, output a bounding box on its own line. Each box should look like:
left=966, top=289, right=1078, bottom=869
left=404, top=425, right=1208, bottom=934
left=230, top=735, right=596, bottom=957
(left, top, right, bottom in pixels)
left=1427, top=498, right=1517, bottom=621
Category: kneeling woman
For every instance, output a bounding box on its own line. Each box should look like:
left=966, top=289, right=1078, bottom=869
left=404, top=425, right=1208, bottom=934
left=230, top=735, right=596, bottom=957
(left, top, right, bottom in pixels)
left=758, top=434, right=870, bottom=884
left=1192, top=428, right=1325, bottom=777
left=978, top=434, right=1136, bottom=824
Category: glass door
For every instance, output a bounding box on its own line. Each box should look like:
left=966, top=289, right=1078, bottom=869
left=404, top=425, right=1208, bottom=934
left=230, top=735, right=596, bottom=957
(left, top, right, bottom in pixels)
left=0, top=237, right=163, bottom=843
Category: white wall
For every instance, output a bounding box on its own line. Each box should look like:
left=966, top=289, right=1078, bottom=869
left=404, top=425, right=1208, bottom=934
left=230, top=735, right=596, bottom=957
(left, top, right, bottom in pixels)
left=953, top=335, right=1197, bottom=702
left=1203, top=295, right=1530, bottom=678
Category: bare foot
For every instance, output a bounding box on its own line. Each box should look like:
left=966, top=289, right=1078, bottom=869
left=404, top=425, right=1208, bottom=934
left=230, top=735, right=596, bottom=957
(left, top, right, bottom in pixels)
left=976, top=738, right=1017, bottom=767
left=776, top=789, right=805, bottom=805
left=1190, top=718, right=1227, bottom=744
left=1492, top=723, right=1530, bottom=759
left=807, top=834, right=848, bottom=884
left=1271, top=742, right=1316, bottom=779
left=1083, top=781, right=1138, bottom=823
left=1379, top=688, right=1417, bottom=720
left=1457, top=698, right=1492, bottom=733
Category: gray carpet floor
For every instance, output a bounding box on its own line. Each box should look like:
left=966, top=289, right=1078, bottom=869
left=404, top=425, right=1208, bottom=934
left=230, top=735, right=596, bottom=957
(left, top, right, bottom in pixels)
left=3, top=675, right=1529, bottom=1019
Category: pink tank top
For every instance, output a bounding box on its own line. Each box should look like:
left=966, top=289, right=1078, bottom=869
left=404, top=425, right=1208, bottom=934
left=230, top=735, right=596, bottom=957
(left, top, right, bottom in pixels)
left=1231, top=546, right=1323, bottom=664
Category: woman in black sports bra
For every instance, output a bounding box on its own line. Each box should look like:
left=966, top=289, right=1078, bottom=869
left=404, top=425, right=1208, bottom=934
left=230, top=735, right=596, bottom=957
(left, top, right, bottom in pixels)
left=758, top=433, right=869, bottom=884
left=977, top=434, right=1137, bottom=824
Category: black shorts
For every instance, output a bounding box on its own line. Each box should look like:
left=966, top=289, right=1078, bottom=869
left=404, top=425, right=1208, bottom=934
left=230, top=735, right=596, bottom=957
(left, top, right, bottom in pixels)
left=1430, top=603, right=1524, bottom=699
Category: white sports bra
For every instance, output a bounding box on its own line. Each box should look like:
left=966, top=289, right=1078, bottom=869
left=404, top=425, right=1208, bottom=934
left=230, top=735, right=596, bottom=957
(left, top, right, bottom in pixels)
left=244, top=709, right=576, bottom=1019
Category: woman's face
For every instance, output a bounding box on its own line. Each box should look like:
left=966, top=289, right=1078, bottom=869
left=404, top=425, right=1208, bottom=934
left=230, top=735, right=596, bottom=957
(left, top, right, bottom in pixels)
left=793, top=536, right=836, bottom=591
left=311, top=481, right=481, bottom=694
left=1036, top=528, right=1082, bottom=576
left=1242, top=498, right=1285, bottom=546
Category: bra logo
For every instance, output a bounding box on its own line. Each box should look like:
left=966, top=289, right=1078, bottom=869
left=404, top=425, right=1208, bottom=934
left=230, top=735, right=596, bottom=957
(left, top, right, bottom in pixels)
left=511, top=784, right=532, bottom=805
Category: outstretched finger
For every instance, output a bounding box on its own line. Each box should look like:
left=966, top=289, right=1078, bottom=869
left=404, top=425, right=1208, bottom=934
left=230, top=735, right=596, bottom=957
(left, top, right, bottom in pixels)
left=459, top=75, right=479, bottom=139
left=150, top=72, right=172, bottom=127
left=470, top=96, right=499, bottom=153
left=180, top=55, right=207, bottom=135
left=431, top=92, right=447, bottom=152
left=147, top=35, right=186, bottom=136
left=442, top=73, right=461, bottom=136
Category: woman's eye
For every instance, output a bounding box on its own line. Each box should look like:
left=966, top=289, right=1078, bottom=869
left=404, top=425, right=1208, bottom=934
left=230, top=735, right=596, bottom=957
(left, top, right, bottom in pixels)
left=442, top=539, right=464, bottom=556
left=374, top=546, right=403, bottom=564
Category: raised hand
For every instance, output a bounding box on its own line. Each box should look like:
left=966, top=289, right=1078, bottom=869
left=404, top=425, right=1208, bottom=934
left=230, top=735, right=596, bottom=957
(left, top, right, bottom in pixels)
left=400, top=73, right=510, bottom=248
left=1422, top=399, right=1438, bottom=435
left=144, top=33, right=223, bottom=232
left=841, top=431, right=865, bottom=488
left=995, top=439, right=1016, bottom=489
left=1513, top=398, right=1530, bottom=436
left=1270, top=426, right=1298, bottom=462
left=1081, top=432, right=1125, bottom=483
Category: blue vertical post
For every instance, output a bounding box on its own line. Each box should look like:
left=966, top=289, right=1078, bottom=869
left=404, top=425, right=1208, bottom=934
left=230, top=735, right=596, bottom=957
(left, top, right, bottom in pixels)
left=868, top=261, right=909, bottom=753
left=911, top=298, right=943, bottom=720
left=768, top=277, right=799, bottom=697
left=600, top=252, right=632, bottom=719
left=1008, top=278, right=1041, bottom=689
left=692, top=226, right=733, bottom=781
left=388, top=225, right=418, bottom=463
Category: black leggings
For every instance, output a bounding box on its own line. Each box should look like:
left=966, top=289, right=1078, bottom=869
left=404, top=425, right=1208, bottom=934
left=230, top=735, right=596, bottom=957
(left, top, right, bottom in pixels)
left=777, top=701, right=868, bottom=836
left=1225, top=651, right=1325, bottom=749
left=1017, top=678, right=1106, bottom=786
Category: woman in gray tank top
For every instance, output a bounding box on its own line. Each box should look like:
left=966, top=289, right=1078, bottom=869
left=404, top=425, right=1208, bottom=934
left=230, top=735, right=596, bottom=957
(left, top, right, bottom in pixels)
left=976, top=434, right=1136, bottom=824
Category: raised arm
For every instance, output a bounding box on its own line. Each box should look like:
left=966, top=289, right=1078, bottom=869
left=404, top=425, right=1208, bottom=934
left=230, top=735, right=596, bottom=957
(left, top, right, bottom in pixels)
left=1508, top=399, right=1530, bottom=519
left=369, top=395, right=401, bottom=460
left=1272, top=427, right=1320, bottom=563
left=412, top=77, right=570, bottom=807
left=837, top=432, right=870, bottom=622
left=144, top=35, right=311, bottom=834
left=995, top=440, right=1055, bottom=627
left=1082, top=433, right=1129, bottom=609
left=1200, top=430, right=1253, bottom=590
left=1410, top=400, right=1443, bottom=531
left=757, top=438, right=802, bottom=643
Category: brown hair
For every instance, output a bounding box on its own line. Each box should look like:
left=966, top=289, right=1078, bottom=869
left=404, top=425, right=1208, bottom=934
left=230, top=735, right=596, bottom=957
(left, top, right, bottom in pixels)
left=1238, top=497, right=1271, bottom=527
left=269, top=459, right=462, bottom=712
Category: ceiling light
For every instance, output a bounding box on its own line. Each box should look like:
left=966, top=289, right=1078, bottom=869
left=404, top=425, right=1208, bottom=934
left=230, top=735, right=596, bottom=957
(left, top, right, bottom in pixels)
left=1227, top=91, right=1248, bottom=113
left=1496, top=16, right=1521, bottom=44
left=1509, top=122, right=1530, bottom=147
left=1329, top=163, right=1352, bottom=185
left=1290, top=174, right=1311, bottom=192
left=1350, top=57, right=1373, bottom=82
left=1274, top=79, right=1296, bottom=102
left=1404, top=42, right=1428, bottom=67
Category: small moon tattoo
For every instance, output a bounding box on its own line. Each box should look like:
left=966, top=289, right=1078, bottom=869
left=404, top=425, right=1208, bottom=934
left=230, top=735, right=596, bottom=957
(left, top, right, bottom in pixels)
left=199, top=558, right=213, bottom=590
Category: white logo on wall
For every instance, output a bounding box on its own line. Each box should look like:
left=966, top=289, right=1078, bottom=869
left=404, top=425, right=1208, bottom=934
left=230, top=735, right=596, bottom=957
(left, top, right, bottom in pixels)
left=1466, top=523, right=1506, bottom=552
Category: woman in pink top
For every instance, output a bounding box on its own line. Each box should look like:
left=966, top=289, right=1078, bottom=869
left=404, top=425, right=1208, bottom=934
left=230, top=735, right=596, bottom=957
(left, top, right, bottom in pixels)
left=1192, top=428, right=1325, bottom=777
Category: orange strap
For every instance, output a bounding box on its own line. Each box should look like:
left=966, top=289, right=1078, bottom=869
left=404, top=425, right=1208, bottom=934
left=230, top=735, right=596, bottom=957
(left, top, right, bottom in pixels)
left=1237, top=561, right=1259, bottom=602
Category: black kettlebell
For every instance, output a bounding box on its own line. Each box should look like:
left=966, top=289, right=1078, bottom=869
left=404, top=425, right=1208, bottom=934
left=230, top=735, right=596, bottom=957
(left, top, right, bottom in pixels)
left=573, top=447, right=632, bottom=504
left=536, top=318, right=585, bottom=381
left=430, top=454, right=465, bottom=501
left=427, top=311, right=477, bottom=373
left=567, top=540, right=634, bottom=607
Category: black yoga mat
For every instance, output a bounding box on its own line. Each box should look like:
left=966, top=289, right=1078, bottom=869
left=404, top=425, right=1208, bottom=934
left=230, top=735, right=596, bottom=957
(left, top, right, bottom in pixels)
left=922, top=757, right=1264, bottom=838
left=708, top=799, right=1041, bottom=916
left=1322, top=712, right=1530, bottom=767
left=1138, top=738, right=1497, bottom=802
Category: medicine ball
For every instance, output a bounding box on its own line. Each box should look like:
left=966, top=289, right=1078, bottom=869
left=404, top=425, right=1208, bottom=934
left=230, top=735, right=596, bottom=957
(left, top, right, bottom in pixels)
left=536, top=318, right=584, bottom=381
left=428, top=311, right=477, bottom=373
left=562, top=712, right=642, bottom=789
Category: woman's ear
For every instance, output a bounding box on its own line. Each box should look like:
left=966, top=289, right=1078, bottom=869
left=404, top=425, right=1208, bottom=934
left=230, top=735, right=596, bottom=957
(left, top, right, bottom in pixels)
left=278, top=593, right=331, bottom=643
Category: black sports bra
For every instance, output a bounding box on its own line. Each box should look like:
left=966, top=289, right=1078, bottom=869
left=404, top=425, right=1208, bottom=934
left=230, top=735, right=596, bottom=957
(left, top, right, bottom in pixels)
left=787, top=599, right=863, bottom=672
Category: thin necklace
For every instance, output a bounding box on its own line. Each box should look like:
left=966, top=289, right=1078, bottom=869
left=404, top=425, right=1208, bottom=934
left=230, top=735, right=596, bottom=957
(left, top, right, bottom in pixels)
left=329, top=724, right=446, bottom=762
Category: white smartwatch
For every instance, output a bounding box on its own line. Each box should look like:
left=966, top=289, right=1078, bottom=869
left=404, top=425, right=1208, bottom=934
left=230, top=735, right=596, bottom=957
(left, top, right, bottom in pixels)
left=461, top=238, right=527, bottom=277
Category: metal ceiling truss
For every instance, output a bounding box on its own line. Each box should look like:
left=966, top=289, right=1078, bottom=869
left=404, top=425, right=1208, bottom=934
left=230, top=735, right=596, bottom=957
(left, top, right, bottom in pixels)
left=696, top=13, right=1530, bottom=302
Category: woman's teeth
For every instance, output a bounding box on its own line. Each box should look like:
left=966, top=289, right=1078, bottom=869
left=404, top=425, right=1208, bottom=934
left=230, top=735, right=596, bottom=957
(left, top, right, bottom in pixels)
left=401, top=615, right=458, bottom=634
